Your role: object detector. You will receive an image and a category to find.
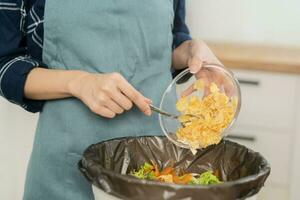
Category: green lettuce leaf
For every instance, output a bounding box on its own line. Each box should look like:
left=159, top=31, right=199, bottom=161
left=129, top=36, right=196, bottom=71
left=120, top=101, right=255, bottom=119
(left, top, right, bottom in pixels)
left=189, top=171, right=222, bottom=185
left=130, top=163, right=156, bottom=180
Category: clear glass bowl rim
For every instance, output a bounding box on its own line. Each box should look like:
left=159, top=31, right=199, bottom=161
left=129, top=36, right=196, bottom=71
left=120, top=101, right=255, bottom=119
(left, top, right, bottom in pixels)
left=158, top=63, right=242, bottom=149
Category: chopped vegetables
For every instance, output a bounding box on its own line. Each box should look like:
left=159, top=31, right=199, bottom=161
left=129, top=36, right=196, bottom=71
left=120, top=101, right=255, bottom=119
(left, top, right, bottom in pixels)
left=176, top=80, right=238, bottom=149
left=130, top=162, right=156, bottom=180
left=189, top=171, right=222, bottom=185
left=130, top=162, right=222, bottom=185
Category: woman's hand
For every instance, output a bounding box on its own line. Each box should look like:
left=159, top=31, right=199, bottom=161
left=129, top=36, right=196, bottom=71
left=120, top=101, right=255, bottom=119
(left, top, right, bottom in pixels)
left=172, top=40, right=234, bottom=97
left=181, top=66, right=235, bottom=97
left=186, top=40, right=221, bottom=73
left=24, top=68, right=151, bottom=118
left=68, top=72, right=152, bottom=118
left=172, top=39, right=221, bottom=72
left=186, top=40, right=234, bottom=96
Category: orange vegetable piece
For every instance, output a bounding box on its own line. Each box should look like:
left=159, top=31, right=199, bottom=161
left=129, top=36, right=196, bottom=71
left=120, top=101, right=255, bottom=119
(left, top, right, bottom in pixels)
left=173, top=173, right=193, bottom=184
left=160, top=167, right=174, bottom=175
left=151, top=161, right=160, bottom=177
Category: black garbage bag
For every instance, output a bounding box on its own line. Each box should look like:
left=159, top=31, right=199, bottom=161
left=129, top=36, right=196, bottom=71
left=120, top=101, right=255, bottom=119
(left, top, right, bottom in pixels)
left=79, top=136, right=270, bottom=200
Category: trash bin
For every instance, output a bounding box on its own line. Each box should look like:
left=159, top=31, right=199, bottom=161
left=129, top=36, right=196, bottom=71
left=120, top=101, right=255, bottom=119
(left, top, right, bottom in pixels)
left=79, top=136, right=270, bottom=200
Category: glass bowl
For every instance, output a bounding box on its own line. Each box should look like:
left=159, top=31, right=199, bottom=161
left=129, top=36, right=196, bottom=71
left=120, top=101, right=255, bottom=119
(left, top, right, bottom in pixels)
left=159, top=63, right=241, bottom=149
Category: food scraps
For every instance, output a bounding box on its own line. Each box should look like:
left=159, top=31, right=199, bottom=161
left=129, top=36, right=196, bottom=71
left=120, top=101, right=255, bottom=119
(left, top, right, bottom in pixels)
left=176, top=80, right=238, bottom=149
left=130, top=162, right=222, bottom=185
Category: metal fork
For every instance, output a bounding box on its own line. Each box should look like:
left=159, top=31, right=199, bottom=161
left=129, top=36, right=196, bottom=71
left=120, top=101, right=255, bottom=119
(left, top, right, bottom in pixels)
left=149, top=104, right=200, bottom=120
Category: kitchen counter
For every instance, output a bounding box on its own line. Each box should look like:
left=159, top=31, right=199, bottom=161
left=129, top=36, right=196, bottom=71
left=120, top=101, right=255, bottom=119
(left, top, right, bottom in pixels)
left=208, top=42, right=300, bottom=74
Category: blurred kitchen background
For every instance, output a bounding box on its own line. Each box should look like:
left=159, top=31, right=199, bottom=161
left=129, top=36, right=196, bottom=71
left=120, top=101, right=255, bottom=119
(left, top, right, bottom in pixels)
left=1, top=0, right=300, bottom=199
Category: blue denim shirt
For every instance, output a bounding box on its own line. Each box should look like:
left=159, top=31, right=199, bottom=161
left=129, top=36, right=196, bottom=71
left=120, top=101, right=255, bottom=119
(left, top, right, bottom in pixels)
left=0, top=0, right=191, bottom=112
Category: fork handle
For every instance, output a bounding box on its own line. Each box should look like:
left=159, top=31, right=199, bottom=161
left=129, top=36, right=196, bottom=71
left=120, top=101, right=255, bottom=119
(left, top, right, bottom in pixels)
left=149, top=104, right=177, bottom=119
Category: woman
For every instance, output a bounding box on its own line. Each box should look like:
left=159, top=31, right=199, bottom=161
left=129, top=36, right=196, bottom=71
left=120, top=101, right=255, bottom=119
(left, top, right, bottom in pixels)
left=0, top=0, right=222, bottom=199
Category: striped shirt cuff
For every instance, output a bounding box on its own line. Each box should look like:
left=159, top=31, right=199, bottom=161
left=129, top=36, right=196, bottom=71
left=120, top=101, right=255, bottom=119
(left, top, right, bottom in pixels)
left=0, top=56, right=44, bottom=112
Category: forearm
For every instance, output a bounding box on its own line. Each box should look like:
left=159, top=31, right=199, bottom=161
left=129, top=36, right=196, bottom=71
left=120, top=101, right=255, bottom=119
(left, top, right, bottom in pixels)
left=24, top=68, right=88, bottom=100
left=24, top=68, right=151, bottom=117
left=172, top=39, right=222, bottom=72
left=172, top=40, right=191, bottom=70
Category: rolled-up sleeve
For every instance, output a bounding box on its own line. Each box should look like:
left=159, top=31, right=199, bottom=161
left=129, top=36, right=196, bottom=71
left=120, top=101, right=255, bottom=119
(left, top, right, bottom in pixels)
left=173, top=0, right=192, bottom=49
left=0, top=0, right=44, bottom=112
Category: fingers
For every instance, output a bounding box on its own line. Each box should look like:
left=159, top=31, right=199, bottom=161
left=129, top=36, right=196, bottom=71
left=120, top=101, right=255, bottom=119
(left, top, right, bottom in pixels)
left=182, top=64, right=236, bottom=100
left=90, top=94, right=126, bottom=117
left=117, top=76, right=151, bottom=116
left=181, top=69, right=211, bottom=97
left=209, top=69, right=225, bottom=94
left=90, top=103, right=116, bottom=118
left=105, top=100, right=124, bottom=114
left=181, top=84, right=195, bottom=97
left=195, top=70, right=211, bottom=97
left=98, top=106, right=116, bottom=118
left=188, top=56, right=203, bottom=74
left=223, top=77, right=235, bottom=97
left=212, top=69, right=235, bottom=97
left=81, top=72, right=153, bottom=118
left=110, top=90, right=133, bottom=111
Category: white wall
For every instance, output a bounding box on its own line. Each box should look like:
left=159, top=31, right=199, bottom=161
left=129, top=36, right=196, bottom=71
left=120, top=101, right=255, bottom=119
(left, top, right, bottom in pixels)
left=186, top=0, right=300, bottom=47
left=291, top=80, right=300, bottom=200
left=0, top=98, right=38, bottom=200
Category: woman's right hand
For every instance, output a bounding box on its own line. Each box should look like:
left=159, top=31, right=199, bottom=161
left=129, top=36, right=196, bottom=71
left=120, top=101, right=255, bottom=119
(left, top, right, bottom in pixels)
left=68, top=72, right=152, bottom=118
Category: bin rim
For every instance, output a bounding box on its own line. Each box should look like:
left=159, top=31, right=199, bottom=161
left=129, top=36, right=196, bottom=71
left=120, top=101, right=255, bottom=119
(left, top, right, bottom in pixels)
left=79, top=135, right=271, bottom=189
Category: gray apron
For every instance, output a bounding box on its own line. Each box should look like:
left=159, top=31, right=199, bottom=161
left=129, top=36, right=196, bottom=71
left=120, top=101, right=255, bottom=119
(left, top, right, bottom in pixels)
left=23, top=0, right=174, bottom=199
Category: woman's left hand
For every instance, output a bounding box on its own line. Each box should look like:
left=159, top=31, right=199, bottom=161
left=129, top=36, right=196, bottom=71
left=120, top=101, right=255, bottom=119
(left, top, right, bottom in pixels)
left=186, top=39, right=222, bottom=73
left=172, top=39, right=234, bottom=97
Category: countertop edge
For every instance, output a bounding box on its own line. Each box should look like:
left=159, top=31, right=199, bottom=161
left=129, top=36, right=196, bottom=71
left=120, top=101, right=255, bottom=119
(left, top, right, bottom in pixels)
left=208, top=42, right=300, bottom=74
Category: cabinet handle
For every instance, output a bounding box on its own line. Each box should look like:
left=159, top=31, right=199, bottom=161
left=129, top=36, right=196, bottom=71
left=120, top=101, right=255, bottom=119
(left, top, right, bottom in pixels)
left=226, top=135, right=256, bottom=142
left=238, top=79, right=260, bottom=86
